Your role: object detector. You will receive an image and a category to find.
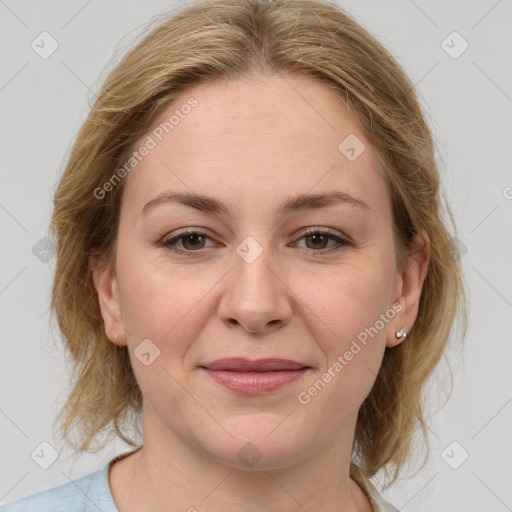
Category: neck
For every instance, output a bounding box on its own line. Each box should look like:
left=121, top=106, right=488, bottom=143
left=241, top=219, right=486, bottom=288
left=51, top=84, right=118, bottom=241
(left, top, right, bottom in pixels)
left=108, top=406, right=372, bottom=512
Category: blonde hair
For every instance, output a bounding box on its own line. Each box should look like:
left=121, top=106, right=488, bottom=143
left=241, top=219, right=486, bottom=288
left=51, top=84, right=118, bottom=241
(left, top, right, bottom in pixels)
left=50, top=0, right=467, bottom=487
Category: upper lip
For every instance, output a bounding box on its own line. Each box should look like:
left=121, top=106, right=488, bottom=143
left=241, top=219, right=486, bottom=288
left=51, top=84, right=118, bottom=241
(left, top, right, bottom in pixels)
left=200, top=358, right=310, bottom=372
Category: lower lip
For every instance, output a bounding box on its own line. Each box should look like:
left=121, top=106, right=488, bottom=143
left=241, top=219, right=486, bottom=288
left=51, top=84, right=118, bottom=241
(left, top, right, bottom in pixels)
left=201, top=368, right=309, bottom=395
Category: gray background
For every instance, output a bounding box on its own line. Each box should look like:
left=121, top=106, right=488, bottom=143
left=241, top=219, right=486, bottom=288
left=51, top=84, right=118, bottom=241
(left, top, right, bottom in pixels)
left=1, top=0, right=511, bottom=510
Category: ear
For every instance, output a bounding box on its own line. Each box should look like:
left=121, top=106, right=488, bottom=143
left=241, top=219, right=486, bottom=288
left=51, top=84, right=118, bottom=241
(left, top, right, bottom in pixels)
left=387, top=231, right=430, bottom=348
left=90, top=253, right=126, bottom=346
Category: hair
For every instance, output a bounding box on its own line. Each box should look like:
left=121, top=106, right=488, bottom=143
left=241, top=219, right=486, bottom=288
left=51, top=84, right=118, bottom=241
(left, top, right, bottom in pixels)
left=50, top=0, right=467, bottom=487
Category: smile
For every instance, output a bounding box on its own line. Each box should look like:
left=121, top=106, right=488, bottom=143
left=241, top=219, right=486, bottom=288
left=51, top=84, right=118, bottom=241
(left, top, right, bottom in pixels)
left=201, top=368, right=310, bottom=395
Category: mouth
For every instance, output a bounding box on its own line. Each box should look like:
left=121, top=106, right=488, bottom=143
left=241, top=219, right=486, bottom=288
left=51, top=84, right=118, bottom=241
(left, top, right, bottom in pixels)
left=199, top=358, right=312, bottom=395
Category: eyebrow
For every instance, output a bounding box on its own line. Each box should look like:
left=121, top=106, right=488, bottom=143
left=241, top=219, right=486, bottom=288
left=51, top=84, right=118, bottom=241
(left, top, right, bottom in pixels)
left=142, top=190, right=370, bottom=217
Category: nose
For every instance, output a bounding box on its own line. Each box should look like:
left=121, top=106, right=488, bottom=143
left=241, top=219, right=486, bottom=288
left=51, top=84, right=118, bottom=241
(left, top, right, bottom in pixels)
left=216, top=248, right=292, bottom=335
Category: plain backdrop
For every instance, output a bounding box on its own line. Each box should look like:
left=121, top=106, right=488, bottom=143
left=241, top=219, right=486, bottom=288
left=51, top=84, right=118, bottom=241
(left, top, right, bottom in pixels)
left=1, top=1, right=511, bottom=510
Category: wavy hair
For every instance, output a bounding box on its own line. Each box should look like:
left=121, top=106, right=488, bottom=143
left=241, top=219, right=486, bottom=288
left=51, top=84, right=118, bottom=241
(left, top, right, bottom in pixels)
left=50, top=0, right=467, bottom=487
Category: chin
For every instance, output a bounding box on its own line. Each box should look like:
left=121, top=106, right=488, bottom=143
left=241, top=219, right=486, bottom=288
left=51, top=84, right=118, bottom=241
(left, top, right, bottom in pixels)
left=195, top=417, right=312, bottom=471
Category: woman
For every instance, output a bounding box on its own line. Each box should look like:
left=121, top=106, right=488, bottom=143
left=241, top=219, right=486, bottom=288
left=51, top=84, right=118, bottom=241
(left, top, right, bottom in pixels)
left=1, top=0, right=467, bottom=510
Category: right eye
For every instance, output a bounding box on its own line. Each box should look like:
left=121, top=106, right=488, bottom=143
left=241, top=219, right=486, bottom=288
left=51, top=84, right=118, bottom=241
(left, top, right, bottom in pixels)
left=161, top=229, right=218, bottom=256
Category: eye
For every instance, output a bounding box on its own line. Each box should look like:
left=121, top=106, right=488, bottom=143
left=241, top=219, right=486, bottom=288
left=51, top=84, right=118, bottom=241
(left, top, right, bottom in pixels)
left=292, top=228, right=352, bottom=253
left=160, top=227, right=352, bottom=257
left=161, top=229, right=216, bottom=255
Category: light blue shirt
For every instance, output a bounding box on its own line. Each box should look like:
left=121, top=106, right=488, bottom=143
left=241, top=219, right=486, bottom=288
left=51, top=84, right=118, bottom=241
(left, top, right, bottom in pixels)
left=0, top=457, right=400, bottom=511
left=0, top=461, right=117, bottom=512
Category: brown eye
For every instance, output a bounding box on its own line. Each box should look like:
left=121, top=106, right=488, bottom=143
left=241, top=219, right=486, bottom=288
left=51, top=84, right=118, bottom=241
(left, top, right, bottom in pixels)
left=162, top=230, right=215, bottom=256
left=161, top=227, right=351, bottom=257
left=179, top=233, right=207, bottom=250
left=294, top=229, right=351, bottom=253
left=304, top=232, right=331, bottom=250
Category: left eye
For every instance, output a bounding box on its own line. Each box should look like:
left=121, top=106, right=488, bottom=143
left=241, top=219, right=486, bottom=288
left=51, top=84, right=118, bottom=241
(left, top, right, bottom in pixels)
left=161, top=228, right=350, bottom=256
left=293, top=229, right=350, bottom=251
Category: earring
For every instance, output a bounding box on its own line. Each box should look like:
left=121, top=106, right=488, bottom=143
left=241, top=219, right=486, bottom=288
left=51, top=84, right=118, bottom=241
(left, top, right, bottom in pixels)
left=395, top=328, right=407, bottom=340
left=114, top=333, right=119, bottom=342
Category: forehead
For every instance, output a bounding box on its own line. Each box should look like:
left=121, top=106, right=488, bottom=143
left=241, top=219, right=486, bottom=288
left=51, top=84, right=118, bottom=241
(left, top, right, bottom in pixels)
left=122, top=73, right=389, bottom=219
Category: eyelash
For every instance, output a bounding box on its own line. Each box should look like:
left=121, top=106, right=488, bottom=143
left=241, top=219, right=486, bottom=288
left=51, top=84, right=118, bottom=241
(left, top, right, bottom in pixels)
left=160, top=228, right=352, bottom=257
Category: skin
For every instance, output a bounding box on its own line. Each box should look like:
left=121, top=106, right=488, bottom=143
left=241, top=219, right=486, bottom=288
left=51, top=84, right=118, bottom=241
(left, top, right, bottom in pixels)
left=91, top=72, right=429, bottom=512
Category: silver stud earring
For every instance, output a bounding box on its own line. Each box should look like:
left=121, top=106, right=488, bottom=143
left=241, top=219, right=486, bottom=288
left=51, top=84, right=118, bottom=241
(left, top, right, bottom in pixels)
left=114, top=333, right=119, bottom=342
left=395, top=328, right=407, bottom=340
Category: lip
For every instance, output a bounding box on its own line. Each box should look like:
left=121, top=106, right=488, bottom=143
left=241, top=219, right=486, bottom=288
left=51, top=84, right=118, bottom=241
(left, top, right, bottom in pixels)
left=201, top=357, right=308, bottom=372
left=199, top=358, right=311, bottom=395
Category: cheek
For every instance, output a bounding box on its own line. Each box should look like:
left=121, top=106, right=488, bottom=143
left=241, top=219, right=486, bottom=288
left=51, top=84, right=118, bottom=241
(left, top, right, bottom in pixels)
left=300, top=259, right=394, bottom=403
left=115, top=243, right=217, bottom=365
left=309, top=260, right=394, bottom=348
left=116, top=234, right=180, bottom=332
left=115, top=259, right=207, bottom=406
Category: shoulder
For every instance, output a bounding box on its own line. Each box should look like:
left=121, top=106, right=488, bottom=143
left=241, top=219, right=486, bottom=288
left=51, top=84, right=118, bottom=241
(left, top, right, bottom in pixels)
left=352, top=469, right=401, bottom=512
left=363, top=478, right=401, bottom=512
left=0, top=462, right=117, bottom=512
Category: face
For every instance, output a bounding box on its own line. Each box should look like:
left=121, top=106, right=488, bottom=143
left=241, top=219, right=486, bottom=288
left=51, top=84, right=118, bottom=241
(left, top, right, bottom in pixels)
left=93, top=73, right=426, bottom=470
